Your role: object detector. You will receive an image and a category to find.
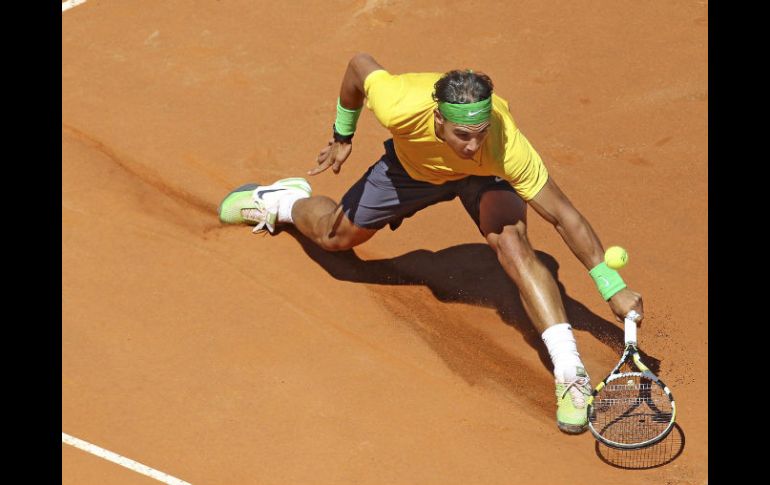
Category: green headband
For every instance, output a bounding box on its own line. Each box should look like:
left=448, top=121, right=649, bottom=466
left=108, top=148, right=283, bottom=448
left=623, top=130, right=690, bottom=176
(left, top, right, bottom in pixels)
left=437, top=97, right=492, bottom=125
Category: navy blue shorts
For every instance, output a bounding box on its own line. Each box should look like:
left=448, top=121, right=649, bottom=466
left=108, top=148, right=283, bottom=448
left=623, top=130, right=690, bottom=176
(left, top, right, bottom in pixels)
left=340, top=139, right=523, bottom=233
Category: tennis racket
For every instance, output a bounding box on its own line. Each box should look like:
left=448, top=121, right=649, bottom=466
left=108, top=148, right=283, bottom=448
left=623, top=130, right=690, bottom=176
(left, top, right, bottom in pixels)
left=587, top=310, right=676, bottom=449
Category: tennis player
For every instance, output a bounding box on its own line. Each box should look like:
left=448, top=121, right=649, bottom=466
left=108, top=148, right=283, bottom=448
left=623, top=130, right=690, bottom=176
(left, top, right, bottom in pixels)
left=218, top=53, right=644, bottom=434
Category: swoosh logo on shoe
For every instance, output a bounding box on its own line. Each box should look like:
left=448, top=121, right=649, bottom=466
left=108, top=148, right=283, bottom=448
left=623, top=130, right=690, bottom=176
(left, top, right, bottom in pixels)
left=256, top=188, right=283, bottom=197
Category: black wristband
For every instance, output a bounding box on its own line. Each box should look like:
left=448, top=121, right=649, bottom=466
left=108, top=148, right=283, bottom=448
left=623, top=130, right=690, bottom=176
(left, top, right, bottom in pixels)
left=332, top=124, right=354, bottom=143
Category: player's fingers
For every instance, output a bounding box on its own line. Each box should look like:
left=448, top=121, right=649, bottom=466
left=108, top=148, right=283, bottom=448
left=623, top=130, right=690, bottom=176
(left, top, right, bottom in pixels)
left=308, top=158, right=333, bottom=176
left=630, top=292, right=644, bottom=324
left=317, top=147, right=332, bottom=162
left=317, top=139, right=336, bottom=161
left=623, top=308, right=643, bottom=327
left=333, top=145, right=353, bottom=173
left=330, top=149, right=344, bottom=173
left=308, top=164, right=330, bottom=176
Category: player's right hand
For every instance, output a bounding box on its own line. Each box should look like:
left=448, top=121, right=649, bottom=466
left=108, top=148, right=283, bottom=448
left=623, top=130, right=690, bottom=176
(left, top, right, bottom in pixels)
left=608, top=288, right=643, bottom=326
left=309, top=138, right=352, bottom=176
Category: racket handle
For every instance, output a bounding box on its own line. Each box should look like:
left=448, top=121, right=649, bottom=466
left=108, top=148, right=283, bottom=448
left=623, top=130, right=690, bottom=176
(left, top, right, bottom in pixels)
left=624, top=310, right=640, bottom=345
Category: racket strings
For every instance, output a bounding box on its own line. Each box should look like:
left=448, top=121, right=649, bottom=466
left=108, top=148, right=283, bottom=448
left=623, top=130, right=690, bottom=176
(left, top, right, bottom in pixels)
left=590, top=374, right=673, bottom=445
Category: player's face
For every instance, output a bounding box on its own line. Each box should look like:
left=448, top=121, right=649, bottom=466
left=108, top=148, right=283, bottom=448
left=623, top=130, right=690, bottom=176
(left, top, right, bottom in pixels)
left=434, top=111, right=490, bottom=159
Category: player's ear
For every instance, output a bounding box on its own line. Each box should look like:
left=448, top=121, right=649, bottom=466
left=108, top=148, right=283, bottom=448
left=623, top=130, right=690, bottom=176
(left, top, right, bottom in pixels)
left=433, top=109, right=444, bottom=124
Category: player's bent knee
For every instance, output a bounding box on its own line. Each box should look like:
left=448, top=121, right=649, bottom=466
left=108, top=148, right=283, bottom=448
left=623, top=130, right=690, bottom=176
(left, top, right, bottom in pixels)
left=491, top=224, right=533, bottom=264
left=319, top=236, right=357, bottom=252
left=318, top=224, right=376, bottom=252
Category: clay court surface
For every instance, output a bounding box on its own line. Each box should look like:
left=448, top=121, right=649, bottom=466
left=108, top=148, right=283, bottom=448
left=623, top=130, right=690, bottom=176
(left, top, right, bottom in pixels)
left=62, top=1, right=707, bottom=483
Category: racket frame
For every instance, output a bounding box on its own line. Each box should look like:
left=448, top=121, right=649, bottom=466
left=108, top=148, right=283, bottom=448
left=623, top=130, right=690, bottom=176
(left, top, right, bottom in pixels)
left=587, top=311, right=677, bottom=449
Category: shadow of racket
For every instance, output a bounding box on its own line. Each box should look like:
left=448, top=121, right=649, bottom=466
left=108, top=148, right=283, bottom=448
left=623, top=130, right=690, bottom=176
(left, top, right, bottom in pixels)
left=595, top=422, right=685, bottom=469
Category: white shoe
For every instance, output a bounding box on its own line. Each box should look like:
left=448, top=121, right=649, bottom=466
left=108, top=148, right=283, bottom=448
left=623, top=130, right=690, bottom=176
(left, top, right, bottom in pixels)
left=218, top=177, right=311, bottom=233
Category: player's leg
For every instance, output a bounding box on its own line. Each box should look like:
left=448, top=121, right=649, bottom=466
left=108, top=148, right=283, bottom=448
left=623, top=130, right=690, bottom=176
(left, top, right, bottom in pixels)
left=459, top=180, right=566, bottom=329
left=218, top=177, right=376, bottom=251
left=478, top=194, right=568, bottom=332
left=459, top=178, right=591, bottom=434
left=219, top=139, right=456, bottom=251
left=291, top=197, right=377, bottom=251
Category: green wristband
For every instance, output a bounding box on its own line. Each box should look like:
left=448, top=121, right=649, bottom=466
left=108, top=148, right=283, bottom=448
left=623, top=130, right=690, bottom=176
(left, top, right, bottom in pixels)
left=334, top=98, right=362, bottom=136
left=589, top=262, right=627, bottom=301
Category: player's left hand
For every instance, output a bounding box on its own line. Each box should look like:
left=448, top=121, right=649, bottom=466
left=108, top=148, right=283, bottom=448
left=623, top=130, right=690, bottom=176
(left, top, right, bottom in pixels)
left=608, top=288, right=643, bottom=325
left=309, top=138, right=352, bottom=176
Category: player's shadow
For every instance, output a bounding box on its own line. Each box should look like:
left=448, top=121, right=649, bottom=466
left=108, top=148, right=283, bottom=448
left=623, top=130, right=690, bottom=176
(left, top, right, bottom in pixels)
left=286, top=229, right=661, bottom=374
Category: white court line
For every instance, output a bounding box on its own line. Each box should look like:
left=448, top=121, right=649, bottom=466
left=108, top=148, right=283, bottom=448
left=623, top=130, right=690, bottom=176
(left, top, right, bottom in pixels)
left=62, top=0, right=87, bottom=12
left=62, top=432, right=192, bottom=485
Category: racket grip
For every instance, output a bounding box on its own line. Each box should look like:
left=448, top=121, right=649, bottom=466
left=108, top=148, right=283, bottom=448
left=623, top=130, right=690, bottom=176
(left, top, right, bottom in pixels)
left=624, top=310, right=640, bottom=345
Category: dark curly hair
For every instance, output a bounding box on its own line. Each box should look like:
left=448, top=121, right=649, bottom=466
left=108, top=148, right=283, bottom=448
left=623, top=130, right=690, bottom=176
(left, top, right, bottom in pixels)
left=432, top=69, right=494, bottom=104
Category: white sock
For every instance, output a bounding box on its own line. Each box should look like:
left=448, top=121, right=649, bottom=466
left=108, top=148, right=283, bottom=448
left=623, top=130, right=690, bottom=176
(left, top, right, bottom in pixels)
left=277, top=192, right=309, bottom=224
left=541, top=323, right=585, bottom=382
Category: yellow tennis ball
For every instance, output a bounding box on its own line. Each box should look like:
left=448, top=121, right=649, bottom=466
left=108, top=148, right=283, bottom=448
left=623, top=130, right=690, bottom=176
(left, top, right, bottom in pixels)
left=604, top=246, right=628, bottom=269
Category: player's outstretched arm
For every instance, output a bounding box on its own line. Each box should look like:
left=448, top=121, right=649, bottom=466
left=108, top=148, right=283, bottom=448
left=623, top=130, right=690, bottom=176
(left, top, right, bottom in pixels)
left=339, top=52, right=384, bottom=110
left=310, top=53, right=385, bottom=176
left=528, top=176, right=643, bottom=323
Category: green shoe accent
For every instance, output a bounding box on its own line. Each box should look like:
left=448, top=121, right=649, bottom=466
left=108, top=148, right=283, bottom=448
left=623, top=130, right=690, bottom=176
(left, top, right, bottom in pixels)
left=218, top=183, right=259, bottom=224
left=555, top=367, right=591, bottom=434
